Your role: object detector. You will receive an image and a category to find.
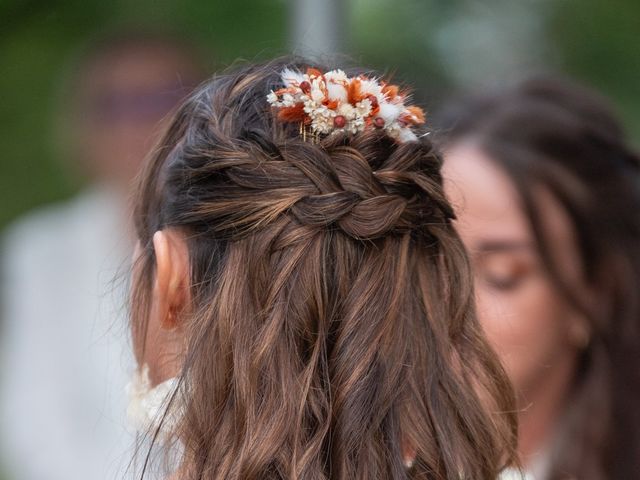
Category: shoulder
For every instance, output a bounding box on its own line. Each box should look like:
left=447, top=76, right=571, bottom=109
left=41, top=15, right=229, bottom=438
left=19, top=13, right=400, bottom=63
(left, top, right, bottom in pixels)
left=3, top=193, right=83, bottom=268
left=1, top=187, right=124, bottom=284
left=3, top=187, right=122, bottom=257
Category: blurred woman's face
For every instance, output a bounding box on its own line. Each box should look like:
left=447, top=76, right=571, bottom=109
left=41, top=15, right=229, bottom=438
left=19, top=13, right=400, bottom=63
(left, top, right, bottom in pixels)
left=442, top=143, right=586, bottom=404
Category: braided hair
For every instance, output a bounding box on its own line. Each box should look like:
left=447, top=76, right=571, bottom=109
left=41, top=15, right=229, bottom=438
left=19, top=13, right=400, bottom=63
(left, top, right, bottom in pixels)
left=130, top=57, right=517, bottom=480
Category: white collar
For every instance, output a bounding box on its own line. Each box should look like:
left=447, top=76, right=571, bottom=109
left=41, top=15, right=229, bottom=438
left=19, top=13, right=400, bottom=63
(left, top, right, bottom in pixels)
left=126, top=364, right=181, bottom=434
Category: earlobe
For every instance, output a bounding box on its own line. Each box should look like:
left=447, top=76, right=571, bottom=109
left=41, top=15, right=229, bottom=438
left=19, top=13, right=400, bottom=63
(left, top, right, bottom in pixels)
left=402, top=439, right=416, bottom=469
left=568, top=318, right=591, bottom=350
left=152, top=229, right=191, bottom=330
left=139, top=230, right=190, bottom=386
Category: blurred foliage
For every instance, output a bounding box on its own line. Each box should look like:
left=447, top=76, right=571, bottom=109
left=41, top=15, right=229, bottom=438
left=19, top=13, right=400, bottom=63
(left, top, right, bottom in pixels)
left=0, top=0, right=287, bottom=230
left=1, top=0, right=639, bottom=231
left=551, top=0, right=640, bottom=137
left=351, top=0, right=640, bottom=137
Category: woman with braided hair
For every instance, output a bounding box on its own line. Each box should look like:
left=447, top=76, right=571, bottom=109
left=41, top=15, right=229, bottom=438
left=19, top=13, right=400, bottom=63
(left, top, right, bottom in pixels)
left=127, top=58, right=518, bottom=479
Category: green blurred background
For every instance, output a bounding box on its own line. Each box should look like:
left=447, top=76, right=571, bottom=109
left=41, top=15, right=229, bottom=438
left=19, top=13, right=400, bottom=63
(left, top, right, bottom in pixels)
left=1, top=0, right=639, bottom=229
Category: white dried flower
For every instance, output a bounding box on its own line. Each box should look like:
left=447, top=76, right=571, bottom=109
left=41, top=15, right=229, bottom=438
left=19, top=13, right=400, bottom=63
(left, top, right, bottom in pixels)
left=355, top=98, right=372, bottom=118
left=281, top=68, right=307, bottom=88
left=281, top=93, right=296, bottom=107
left=385, top=122, right=402, bottom=140
left=266, top=90, right=279, bottom=105
left=359, top=78, right=384, bottom=98
left=377, top=102, right=403, bottom=125
left=337, top=102, right=356, bottom=120
left=309, top=78, right=326, bottom=103
left=326, top=82, right=348, bottom=102
left=324, top=69, right=348, bottom=83
left=397, top=127, right=418, bottom=143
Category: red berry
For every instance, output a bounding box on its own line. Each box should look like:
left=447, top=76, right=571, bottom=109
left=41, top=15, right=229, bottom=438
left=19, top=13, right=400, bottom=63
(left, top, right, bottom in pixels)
left=334, top=115, right=346, bottom=128
left=299, top=81, right=311, bottom=94
left=374, top=117, right=385, bottom=128
left=368, top=95, right=379, bottom=109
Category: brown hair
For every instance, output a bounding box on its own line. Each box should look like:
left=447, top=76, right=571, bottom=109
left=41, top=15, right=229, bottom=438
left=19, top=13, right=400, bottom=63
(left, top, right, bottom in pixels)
left=131, top=57, right=517, bottom=479
left=438, top=77, right=640, bottom=479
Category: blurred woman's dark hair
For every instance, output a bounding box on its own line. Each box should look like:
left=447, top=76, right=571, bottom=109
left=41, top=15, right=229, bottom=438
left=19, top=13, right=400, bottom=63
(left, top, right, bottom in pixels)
left=437, top=77, right=640, bottom=479
left=130, top=57, right=518, bottom=479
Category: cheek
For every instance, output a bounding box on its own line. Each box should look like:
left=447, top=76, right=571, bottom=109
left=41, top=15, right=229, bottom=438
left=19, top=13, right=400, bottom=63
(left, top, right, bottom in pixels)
left=475, top=276, right=572, bottom=396
left=83, top=124, right=156, bottom=181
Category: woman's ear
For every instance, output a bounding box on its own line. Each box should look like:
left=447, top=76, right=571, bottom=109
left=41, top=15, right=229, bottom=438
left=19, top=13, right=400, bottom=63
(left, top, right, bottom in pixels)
left=152, top=229, right=191, bottom=330
left=567, top=313, right=591, bottom=350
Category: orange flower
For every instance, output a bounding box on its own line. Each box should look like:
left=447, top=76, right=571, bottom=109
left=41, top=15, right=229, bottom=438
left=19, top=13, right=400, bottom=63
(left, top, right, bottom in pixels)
left=381, top=83, right=399, bottom=101
left=348, top=78, right=365, bottom=104
left=405, top=106, right=426, bottom=124
left=275, top=87, right=299, bottom=97
left=278, top=103, right=307, bottom=123
left=306, top=67, right=323, bottom=79
left=323, top=99, right=339, bottom=110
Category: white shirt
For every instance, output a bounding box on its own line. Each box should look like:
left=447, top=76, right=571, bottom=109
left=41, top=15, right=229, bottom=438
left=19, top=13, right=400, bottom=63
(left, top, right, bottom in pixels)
left=499, top=446, right=551, bottom=480
left=0, top=187, right=136, bottom=480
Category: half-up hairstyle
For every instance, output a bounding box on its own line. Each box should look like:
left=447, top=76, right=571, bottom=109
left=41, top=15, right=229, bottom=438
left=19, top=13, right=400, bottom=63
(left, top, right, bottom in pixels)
left=131, top=57, right=517, bottom=479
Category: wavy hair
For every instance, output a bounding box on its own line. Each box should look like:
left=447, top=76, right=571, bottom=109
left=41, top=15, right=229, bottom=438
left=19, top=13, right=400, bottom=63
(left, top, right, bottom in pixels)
left=130, top=58, right=517, bottom=479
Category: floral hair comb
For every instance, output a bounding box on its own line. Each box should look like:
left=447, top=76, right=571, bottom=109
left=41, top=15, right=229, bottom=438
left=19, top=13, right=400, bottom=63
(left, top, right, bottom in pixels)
left=267, top=67, right=426, bottom=143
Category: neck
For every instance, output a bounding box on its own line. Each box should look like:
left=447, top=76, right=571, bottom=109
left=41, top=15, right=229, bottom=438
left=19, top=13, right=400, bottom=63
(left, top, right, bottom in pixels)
left=517, top=350, right=578, bottom=467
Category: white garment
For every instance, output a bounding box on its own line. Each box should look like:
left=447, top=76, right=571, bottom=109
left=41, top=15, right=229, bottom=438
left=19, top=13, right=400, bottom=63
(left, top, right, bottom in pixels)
left=499, top=446, right=551, bottom=480
left=0, top=187, right=136, bottom=480
left=499, top=468, right=535, bottom=480
left=126, top=364, right=180, bottom=435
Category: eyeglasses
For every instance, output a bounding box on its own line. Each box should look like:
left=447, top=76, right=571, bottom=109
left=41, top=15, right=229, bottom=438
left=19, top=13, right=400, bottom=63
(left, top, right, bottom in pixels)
left=87, top=87, right=191, bottom=124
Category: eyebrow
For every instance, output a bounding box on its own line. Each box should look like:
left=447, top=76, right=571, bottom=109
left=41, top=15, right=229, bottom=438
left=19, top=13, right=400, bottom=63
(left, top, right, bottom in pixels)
left=474, top=240, right=534, bottom=253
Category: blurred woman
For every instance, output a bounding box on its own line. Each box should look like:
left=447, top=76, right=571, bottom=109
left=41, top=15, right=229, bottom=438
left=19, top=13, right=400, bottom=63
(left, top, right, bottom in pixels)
left=127, top=57, right=517, bottom=479
left=0, top=30, right=206, bottom=480
left=441, top=77, right=640, bottom=479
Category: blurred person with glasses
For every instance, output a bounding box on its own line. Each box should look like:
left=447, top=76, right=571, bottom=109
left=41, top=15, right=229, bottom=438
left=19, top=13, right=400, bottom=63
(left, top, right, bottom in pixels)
left=0, top=30, right=207, bottom=480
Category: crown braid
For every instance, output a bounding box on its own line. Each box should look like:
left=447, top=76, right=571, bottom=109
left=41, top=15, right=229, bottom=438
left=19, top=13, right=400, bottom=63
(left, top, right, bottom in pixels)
left=147, top=64, right=452, bottom=244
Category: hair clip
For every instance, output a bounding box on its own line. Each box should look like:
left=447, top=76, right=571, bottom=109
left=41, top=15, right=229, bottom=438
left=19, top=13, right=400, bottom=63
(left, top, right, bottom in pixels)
left=267, top=67, right=426, bottom=143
